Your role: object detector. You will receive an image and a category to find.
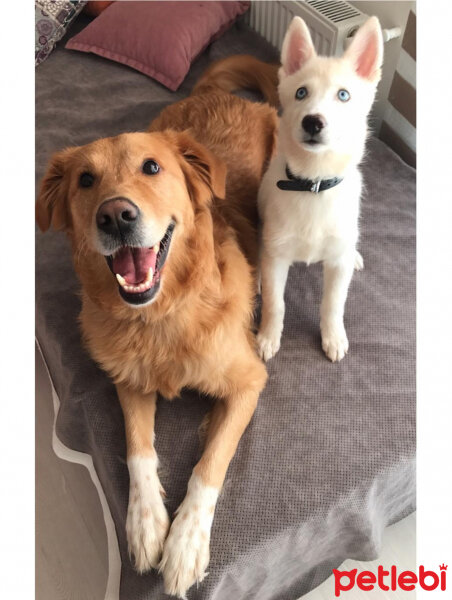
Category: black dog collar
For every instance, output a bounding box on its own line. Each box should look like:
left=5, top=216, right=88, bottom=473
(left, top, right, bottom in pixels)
left=277, top=166, right=343, bottom=193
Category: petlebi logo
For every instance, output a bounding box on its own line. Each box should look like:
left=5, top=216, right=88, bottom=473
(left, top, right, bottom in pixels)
left=333, top=564, right=447, bottom=596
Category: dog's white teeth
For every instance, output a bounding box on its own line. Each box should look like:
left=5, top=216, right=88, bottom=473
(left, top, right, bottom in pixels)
left=116, top=273, right=127, bottom=287
left=117, top=268, right=154, bottom=294
left=153, top=243, right=160, bottom=253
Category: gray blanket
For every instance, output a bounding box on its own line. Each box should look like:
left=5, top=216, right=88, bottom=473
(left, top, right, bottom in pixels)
left=36, top=16, right=415, bottom=600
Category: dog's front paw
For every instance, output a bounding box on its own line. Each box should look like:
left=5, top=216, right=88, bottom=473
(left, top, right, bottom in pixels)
left=321, top=325, right=349, bottom=362
left=126, top=457, right=170, bottom=572
left=126, top=489, right=169, bottom=572
left=160, top=475, right=218, bottom=598
left=160, top=512, right=210, bottom=597
left=256, top=328, right=282, bottom=361
left=354, top=251, right=364, bottom=271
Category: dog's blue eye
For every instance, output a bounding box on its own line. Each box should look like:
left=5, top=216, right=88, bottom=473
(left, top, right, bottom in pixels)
left=338, top=89, right=350, bottom=102
left=295, top=86, right=308, bottom=100
left=142, top=160, right=160, bottom=175
left=79, top=172, right=95, bottom=188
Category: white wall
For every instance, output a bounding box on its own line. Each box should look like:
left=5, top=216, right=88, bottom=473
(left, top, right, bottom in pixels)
left=350, top=1, right=416, bottom=134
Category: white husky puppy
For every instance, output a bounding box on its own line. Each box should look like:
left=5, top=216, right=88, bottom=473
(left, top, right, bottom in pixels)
left=257, top=16, right=383, bottom=362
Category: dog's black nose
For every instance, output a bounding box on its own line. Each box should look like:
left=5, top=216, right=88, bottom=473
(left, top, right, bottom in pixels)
left=96, top=198, right=139, bottom=236
left=302, top=114, right=326, bottom=136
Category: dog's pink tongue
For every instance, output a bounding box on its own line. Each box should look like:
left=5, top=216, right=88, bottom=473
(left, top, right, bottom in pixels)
left=112, top=247, right=157, bottom=284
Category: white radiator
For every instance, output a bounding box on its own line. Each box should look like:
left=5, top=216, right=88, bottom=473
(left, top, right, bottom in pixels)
left=245, top=0, right=368, bottom=56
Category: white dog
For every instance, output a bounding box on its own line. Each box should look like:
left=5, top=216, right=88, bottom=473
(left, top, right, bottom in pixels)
left=257, top=16, right=383, bottom=362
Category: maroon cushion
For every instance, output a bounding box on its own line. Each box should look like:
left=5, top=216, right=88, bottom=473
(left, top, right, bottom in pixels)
left=66, top=1, right=250, bottom=91
left=83, top=2, right=114, bottom=17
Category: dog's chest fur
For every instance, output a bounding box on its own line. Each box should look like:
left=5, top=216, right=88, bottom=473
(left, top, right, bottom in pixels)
left=81, top=301, right=228, bottom=399
left=79, top=252, right=252, bottom=400
left=258, top=153, right=362, bottom=264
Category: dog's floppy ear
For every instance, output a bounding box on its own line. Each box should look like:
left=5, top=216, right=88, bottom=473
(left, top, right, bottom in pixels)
left=168, top=130, right=226, bottom=208
left=344, top=17, right=383, bottom=83
left=281, top=16, right=316, bottom=77
left=36, top=148, right=74, bottom=232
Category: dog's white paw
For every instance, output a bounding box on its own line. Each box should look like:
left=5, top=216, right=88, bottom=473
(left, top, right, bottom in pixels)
left=256, top=328, right=282, bottom=361
left=321, top=325, right=349, bottom=362
left=160, top=513, right=210, bottom=597
left=160, top=475, right=218, bottom=598
left=354, top=251, right=364, bottom=271
left=126, top=456, right=170, bottom=572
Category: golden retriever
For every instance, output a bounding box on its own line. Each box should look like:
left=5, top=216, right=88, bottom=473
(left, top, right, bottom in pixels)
left=37, top=56, right=278, bottom=596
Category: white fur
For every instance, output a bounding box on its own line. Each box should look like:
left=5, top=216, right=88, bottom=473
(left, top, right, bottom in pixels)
left=126, top=455, right=170, bottom=572
left=257, top=16, right=382, bottom=362
left=160, top=474, right=219, bottom=598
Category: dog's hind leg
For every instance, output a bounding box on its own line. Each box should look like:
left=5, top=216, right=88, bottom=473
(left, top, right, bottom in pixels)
left=117, top=385, right=170, bottom=573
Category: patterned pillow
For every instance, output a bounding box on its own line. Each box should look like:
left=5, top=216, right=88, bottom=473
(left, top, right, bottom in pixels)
left=35, top=0, right=87, bottom=66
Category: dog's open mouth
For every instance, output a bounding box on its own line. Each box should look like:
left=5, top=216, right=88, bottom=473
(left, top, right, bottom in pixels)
left=106, top=221, right=175, bottom=305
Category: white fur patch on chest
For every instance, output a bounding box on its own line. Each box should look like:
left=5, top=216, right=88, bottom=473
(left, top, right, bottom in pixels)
left=259, top=157, right=361, bottom=264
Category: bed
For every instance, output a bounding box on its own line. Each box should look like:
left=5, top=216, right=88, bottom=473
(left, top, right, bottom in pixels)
left=35, top=14, right=416, bottom=600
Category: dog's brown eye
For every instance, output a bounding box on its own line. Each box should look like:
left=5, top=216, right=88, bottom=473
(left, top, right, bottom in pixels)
left=79, top=172, right=95, bottom=188
left=142, top=160, right=160, bottom=175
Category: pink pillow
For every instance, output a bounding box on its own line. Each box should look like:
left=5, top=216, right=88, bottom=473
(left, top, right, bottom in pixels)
left=66, top=1, right=250, bottom=91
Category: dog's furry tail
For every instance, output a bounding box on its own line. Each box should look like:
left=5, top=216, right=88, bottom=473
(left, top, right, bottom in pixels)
left=192, top=55, right=279, bottom=107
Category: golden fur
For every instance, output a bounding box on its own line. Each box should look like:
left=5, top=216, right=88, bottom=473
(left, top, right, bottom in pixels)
left=37, top=55, right=279, bottom=594
left=37, top=95, right=277, bottom=401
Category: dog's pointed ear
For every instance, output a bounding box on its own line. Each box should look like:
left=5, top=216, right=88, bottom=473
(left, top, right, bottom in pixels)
left=168, top=130, right=226, bottom=208
left=281, top=16, right=316, bottom=77
left=36, top=148, right=74, bottom=232
left=345, top=17, right=383, bottom=82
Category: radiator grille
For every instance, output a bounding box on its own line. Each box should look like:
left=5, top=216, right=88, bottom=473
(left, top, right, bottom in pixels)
left=307, top=0, right=361, bottom=23
left=246, top=0, right=367, bottom=56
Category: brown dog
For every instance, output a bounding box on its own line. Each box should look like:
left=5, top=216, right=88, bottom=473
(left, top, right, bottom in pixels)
left=37, top=57, right=278, bottom=595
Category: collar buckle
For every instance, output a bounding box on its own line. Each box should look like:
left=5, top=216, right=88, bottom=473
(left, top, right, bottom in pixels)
left=311, top=180, right=321, bottom=193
